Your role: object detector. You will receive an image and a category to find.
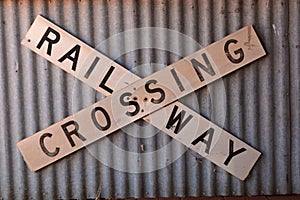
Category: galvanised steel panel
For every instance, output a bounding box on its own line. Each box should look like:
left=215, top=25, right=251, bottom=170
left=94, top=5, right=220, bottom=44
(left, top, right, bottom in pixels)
left=0, top=0, right=298, bottom=199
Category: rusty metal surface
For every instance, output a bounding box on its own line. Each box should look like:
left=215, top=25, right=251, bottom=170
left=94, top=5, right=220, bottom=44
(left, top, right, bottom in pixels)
left=0, top=0, right=299, bottom=199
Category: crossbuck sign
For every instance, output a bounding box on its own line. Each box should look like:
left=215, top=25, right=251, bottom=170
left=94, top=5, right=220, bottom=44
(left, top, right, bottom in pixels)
left=17, top=15, right=266, bottom=180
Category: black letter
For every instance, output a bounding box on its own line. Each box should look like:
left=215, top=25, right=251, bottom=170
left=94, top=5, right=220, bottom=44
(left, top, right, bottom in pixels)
left=120, top=92, right=140, bottom=116
left=224, top=139, right=247, bottom=166
left=191, top=128, right=214, bottom=154
left=36, top=27, right=61, bottom=56
left=61, top=120, right=86, bottom=147
left=58, top=44, right=81, bottom=71
left=145, top=79, right=165, bottom=104
left=84, top=56, right=100, bottom=79
left=91, top=107, right=111, bottom=131
left=99, top=66, right=115, bottom=94
left=224, top=39, right=244, bottom=64
left=170, top=68, right=185, bottom=92
left=39, top=133, right=60, bottom=157
left=166, top=105, right=193, bottom=134
left=190, top=53, right=215, bottom=82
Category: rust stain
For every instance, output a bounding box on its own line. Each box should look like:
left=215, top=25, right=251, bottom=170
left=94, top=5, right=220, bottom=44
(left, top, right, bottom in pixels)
left=234, top=8, right=240, bottom=13
left=220, top=6, right=225, bottom=14
left=244, top=26, right=255, bottom=50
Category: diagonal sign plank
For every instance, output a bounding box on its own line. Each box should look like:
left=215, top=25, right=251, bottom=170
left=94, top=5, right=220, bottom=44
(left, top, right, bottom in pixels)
left=18, top=15, right=265, bottom=180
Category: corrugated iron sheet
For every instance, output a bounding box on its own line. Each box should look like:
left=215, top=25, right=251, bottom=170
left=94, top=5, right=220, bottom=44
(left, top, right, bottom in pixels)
left=0, top=0, right=299, bottom=199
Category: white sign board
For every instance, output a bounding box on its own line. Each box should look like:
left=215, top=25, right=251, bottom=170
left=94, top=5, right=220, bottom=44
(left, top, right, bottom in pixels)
left=18, top=15, right=266, bottom=180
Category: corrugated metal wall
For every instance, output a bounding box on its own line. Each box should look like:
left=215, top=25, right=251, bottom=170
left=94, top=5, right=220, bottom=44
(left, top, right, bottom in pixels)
left=0, top=0, right=299, bottom=199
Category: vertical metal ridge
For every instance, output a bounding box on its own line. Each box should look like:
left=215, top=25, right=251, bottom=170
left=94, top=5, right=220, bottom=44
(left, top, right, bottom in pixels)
left=5, top=1, right=29, bottom=199
left=215, top=0, right=229, bottom=196
left=33, top=1, right=58, bottom=199
left=228, top=0, right=244, bottom=196
left=78, top=2, right=100, bottom=195
left=136, top=1, right=158, bottom=197
left=69, top=2, right=82, bottom=198
left=255, top=0, right=272, bottom=195
left=107, top=1, right=129, bottom=198
left=289, top=0, right=300, bottom=194
left=242, top=0, right=260, bottom=195
left=0, top=1, right=13, bottom=199
left=91, top=2, right=113, bottom=198
left=26, top=0, right=48, bottom=198
left=273, top=1, right=290, bottom=194
left=254, top=0, right=265, bottom=194
left=209, top=0, right=227, bottom=196
left=170, top=0, right=186, bottom=198
left=46, top=1, right=71, bottom=199
left=151, top=1, right=171, bottom=198
left=185, top=0, right=201, bottom=197
left=261, top=0, right=275, bottom=194
left=16, top=0, right=33, bottom=198
left=0, top=9, right=4, bottom=194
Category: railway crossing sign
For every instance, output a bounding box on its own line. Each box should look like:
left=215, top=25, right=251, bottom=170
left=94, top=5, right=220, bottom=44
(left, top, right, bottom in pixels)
left=17, top=15, right=266, bottom=180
